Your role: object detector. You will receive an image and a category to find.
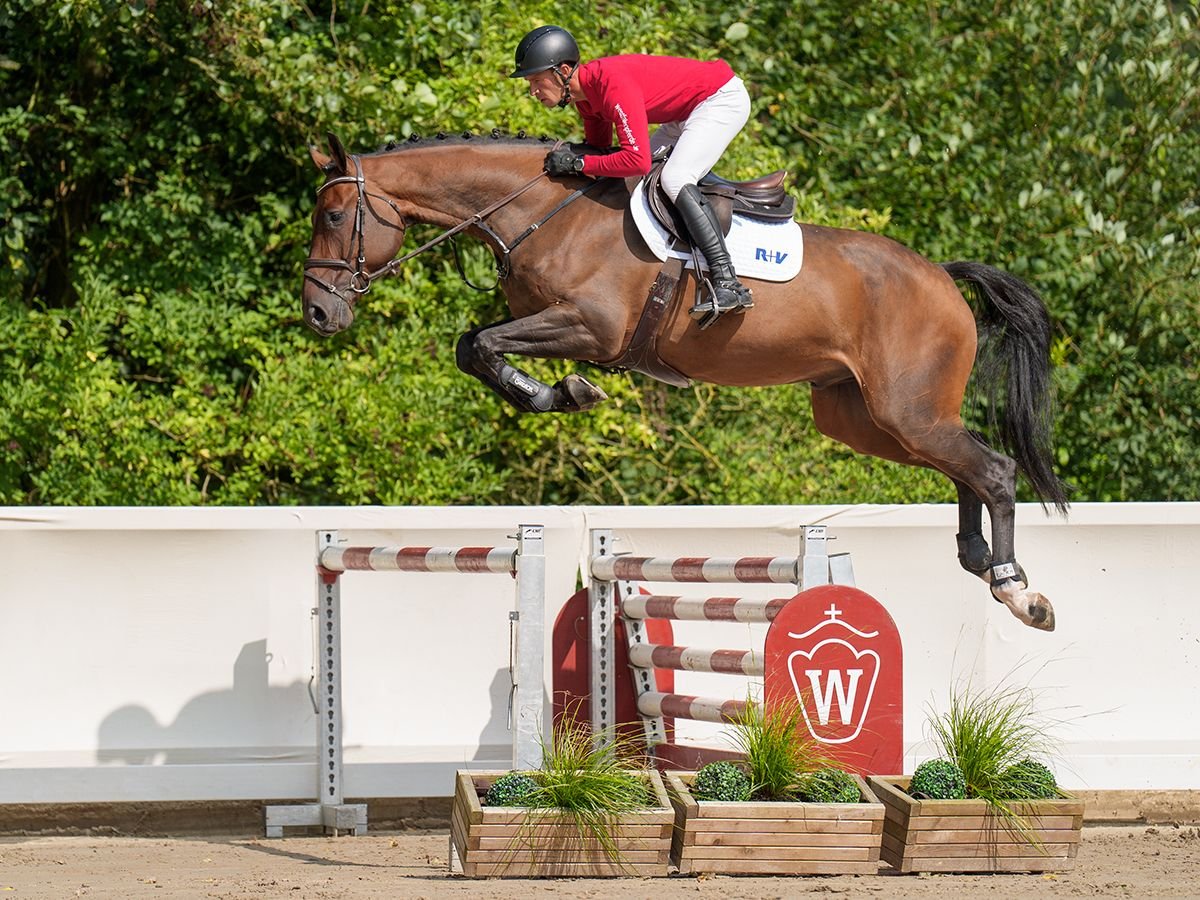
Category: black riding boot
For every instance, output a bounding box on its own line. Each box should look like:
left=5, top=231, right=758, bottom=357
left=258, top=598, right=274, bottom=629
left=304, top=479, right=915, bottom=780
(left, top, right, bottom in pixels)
left=673, top=183, right=754, bottom=323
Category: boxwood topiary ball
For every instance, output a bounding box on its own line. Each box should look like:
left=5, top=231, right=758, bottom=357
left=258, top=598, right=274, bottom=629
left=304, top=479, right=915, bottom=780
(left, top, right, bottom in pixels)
left=1002, top=757, right=1059, bottom=799
left=798, top=767, right=861, bottom=803
left=691, top=761, right=751, bottom=802
left=483, top=772, right=540, bottom=806
left=910, top=758, right=967, bottom=799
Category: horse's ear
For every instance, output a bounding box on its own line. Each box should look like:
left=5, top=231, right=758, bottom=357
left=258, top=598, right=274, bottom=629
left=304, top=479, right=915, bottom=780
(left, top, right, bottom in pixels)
left=309, top=143, right=332, bottom=172
left=326, top=132, right=349, bottom=174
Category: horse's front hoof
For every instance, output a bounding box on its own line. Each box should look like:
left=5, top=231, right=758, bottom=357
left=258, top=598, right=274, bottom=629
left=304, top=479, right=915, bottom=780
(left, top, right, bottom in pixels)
left=558, top=373, right=608, bottom=411
left=991, top=581, right=1056, bottom=632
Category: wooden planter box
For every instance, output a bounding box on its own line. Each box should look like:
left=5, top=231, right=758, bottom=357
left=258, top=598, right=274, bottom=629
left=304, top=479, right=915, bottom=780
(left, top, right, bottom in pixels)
left=665, top=771, right=885, bottom=875
left=449, top=770, right=674, bottom=877
left=868, top=775, right=1085, bottom=873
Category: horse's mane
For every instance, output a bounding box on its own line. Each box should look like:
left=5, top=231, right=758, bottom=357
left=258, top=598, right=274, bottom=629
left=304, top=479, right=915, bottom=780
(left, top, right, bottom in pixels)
left=369, top=129, right=559, bottom=157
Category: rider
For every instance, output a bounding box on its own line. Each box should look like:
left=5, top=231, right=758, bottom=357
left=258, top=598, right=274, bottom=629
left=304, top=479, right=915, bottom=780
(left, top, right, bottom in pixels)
left=510, top=25, right=754, bottom=323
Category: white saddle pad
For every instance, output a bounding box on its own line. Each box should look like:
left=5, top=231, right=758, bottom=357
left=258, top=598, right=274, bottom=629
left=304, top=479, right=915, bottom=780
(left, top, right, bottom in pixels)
left=630, top=179, right=804, bottom=282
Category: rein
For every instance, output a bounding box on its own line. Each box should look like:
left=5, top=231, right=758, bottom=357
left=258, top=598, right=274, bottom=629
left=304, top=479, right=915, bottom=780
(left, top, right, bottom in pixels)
left=304, top=149, right=598, bottom=299
left=452, top=176, right=605, bottom=291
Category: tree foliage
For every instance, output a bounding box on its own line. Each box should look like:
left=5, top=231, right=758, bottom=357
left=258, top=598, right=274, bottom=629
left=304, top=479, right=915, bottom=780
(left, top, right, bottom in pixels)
left=0, top=0, right=1195, bottom=505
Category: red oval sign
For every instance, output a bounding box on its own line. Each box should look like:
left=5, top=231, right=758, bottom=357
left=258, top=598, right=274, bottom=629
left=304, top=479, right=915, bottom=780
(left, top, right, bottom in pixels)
left=765, top=585, right=903, bottom=775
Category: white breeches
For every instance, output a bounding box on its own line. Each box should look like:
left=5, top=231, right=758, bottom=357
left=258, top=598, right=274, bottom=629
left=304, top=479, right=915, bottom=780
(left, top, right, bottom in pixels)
left=651, top=76, right=751, bottom=201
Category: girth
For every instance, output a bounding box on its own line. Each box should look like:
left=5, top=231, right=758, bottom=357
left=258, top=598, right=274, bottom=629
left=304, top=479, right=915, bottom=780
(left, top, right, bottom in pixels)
left=596, top=256, right=691, bottom=388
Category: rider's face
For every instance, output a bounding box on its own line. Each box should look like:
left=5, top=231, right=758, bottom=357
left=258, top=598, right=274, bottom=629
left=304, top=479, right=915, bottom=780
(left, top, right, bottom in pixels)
left=524, top=68, right=567, bottom=108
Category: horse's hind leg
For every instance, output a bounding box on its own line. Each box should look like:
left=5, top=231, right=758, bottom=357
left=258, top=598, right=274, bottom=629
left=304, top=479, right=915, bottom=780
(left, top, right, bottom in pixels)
left=876, top=404, right=1052, bottom=630
left=455, top=307, right=609, bottom=414
left=815, top=380, right=1053, bottom=631
left=812, top=382, right=926, bottom=466
left=955, top=479, right=992, bottom=576
left=814, top=386, right=995, bottom=578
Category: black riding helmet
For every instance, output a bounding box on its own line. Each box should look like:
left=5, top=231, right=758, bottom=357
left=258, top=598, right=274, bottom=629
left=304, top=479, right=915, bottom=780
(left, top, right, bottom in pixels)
left=509, top=25, right=580, bottom=78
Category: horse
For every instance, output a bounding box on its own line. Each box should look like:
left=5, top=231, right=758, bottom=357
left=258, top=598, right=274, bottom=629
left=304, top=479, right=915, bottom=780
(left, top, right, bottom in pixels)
left=302, top=131, right=1070, bottom=631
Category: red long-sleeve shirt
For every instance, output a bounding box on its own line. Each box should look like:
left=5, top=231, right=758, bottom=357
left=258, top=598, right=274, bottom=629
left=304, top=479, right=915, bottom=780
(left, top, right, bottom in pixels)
left=574, top=54, right=736, bottom=179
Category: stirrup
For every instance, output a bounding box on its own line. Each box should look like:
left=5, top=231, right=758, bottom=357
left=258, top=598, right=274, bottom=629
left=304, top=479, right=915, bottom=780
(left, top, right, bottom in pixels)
left=688, top=277, right=753, bottom=330
left=687, top=278, right=754, bottom=314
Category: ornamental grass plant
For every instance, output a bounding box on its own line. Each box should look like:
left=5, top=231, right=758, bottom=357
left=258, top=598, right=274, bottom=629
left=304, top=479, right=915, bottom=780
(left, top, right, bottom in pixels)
left=927, top=677, right=1057, bottom=802
left=481, top=715, right=658, bottom=871
left=923, top=671, right=1067, bottom=845
left=529, top=717, right=653, bottom=815
left=722, top=697, right=857, bottom=803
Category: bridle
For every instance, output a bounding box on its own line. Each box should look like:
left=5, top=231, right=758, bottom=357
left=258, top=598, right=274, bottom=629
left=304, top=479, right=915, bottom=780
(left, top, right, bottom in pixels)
left=303, top=153, right=421, bottom=303
left=303, top=150, right=596, bottom=305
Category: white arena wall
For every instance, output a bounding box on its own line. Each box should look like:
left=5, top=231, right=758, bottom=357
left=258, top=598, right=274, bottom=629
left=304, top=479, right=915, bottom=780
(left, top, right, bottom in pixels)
left=1, top=503, right=1197, bottom=808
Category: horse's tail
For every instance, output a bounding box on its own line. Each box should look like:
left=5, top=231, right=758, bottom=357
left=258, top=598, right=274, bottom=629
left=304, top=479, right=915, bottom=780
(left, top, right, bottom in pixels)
left=941, top=260, right=1070, bottom=514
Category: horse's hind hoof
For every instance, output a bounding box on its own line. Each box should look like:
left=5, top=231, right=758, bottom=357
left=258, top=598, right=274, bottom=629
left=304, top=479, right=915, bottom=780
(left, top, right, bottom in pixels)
left=1028, top=597, right=1056, bottom=631
left=991, top=580, right=1056, bottom=632
left=557, top=373, right=608, bottom=411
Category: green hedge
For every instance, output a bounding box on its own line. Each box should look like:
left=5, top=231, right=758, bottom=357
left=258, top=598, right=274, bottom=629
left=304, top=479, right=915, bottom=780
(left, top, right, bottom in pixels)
left=0, top=0, right=1195, bottom=504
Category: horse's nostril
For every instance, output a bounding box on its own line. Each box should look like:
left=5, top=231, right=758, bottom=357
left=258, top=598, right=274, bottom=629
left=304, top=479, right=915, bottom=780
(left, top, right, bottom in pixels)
left=310, top=307, right=327, bottom=325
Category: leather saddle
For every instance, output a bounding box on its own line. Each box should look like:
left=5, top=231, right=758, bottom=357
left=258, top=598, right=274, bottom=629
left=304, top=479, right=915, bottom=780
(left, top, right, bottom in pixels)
left=641, top=152, right=796, bottom=243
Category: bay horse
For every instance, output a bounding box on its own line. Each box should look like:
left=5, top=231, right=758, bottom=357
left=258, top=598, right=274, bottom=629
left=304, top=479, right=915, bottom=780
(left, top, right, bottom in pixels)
left=303, top=132, right=1070, bottom=631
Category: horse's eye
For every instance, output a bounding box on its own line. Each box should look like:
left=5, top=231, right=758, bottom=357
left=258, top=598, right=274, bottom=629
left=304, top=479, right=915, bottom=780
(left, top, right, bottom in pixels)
left=328, top=210, right=346, bottom=226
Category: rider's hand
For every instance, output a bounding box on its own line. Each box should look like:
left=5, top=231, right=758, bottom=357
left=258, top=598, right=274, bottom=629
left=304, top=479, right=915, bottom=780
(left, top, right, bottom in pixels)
left=544, top=146, right=585, bottom=177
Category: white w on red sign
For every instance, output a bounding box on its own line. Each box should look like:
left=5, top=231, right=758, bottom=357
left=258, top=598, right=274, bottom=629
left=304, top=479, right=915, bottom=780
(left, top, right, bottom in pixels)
left=765, top=585, right=903, bottom=775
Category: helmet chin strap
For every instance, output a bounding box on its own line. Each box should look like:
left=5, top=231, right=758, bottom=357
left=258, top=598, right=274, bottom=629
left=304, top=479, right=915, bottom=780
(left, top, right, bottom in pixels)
left=554, top=64, right=575, bottom=108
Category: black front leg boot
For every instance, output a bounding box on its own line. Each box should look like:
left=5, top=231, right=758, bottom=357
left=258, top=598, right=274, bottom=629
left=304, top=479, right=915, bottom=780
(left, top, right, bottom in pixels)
left=672, top=184, right=753, bottom=326
left=498, top=364, right=556, bottom=412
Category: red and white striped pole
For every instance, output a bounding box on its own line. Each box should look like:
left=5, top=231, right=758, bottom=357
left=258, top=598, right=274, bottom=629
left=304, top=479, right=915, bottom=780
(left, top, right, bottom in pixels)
left=319, top=545, right=516, bottom=575
left=636, top=691, right=748, bottom=725
left=628, top=642, right=764, bottom=676
left=621, top=594, right=789, bottom=623
left=591, top=554, right=799, bottom=584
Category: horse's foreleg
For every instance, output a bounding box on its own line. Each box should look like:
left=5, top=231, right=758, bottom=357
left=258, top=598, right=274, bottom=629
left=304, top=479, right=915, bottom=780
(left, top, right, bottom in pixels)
left=455, top=322, right=542, bottom=412
left=455, top=308, right=610, bottom=414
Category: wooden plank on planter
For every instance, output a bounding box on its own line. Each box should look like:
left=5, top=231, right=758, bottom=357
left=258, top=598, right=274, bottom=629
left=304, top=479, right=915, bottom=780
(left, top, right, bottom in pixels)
left=891, top=855, right=1078, bottom=874
left=683, top=801, right=880, bottom=819
left=476, top=806, right=673, bottom=826
left=688, top=829, right=881, bottom=848
left=449, top=805, right=472, bottom=875
left=676, top=858, right=882, bottom=876
left=904, top=813, right=1081, bottom=831
left=464, top=822, right=669, bottom=841
left=684, top=846, right=877, bottom=862
left=472, top=835, right=671, bottom=852
left=464, top=860, right=669, bottom=877
left=463, top=848, right=669, bottom=864
left=455, top=770, right=485, bottom=826
left=682, top=815, right=881, bottom=835
left=898, top=841, right=1077, bottom=859
left=905, top=827, right=1083, bottom=845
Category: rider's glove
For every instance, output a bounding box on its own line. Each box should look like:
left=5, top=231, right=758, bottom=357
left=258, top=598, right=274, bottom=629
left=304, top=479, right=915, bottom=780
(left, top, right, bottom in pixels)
left=544, top=146, right=586, bottom=177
